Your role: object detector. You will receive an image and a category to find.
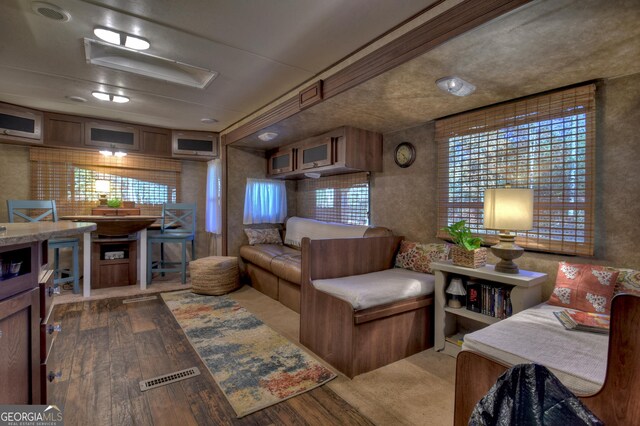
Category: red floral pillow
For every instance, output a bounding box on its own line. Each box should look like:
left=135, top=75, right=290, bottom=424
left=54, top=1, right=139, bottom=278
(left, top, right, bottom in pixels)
left=548, top=262, right=619, bottom=314
left=394, top=241, right=450, bottom=274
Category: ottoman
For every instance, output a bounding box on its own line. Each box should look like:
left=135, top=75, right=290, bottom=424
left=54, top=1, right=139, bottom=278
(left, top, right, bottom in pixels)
left=189, top=256, right=240, bottom=296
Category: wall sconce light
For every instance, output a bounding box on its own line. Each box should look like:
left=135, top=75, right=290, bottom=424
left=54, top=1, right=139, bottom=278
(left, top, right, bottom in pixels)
left=99, top=148, right=127, bottom=157
left=483, top=185, right=534, bottom=274
left=95, top=179, right=111, bottom=206
left=436, top=76, right=476, bottom=97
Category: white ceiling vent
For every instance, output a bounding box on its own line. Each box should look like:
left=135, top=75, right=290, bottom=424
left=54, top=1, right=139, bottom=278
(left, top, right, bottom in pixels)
left=84, top=39, right=218, bottom=89
left=31, top=2, right=71, bottom=22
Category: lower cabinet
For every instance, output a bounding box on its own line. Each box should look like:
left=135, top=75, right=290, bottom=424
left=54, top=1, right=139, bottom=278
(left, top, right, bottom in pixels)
left=0, top=287, right=41, bottom=404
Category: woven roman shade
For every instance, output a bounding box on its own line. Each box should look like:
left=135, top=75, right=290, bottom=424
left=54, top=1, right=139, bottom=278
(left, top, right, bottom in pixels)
left=30, top=147, right=181, bottom=216
left=436, top=84, right=596, bottom=256
left=297, top=172, right=369, bottom=225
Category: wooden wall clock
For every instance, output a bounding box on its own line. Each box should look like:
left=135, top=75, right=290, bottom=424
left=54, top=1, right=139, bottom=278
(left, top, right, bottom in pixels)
left=394, top=142, right=416, bottom=168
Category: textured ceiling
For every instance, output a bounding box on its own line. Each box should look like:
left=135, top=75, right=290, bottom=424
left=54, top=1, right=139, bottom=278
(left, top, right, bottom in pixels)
left=234, top=0, right=640, bottom=149
left=0, top=0, right=432, bottom=131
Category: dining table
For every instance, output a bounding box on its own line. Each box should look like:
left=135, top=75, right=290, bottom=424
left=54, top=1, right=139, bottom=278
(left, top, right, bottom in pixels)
left=60, top=215, right=160, bottom=297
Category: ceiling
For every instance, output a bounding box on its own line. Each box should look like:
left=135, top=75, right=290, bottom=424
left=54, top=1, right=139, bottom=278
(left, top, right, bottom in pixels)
left=0, top=0, right=433, bottom=132
left=233, top=0, right=640, bottom=149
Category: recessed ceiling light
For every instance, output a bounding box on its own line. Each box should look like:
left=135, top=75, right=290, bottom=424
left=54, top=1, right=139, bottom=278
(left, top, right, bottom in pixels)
left=93, top=27, right=150, bottom=51
left=258, top=132, right=278, bottom=141
left=65, top=95, right=87, bottom=103
left=436, top=76, right=476, bottom=97
left=200, top=118, right=218, bottom=124
left=92, top=91, right=130, bottom=103
left=31, top=2, right=71, bottom=22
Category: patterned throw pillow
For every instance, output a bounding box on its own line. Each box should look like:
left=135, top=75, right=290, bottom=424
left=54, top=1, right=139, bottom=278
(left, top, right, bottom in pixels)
left=611, top=268, right=640, bottom=296
left=244, top=228, right=282, bottom=245
left=548, top=262, right=619, bottom=314
left=394, top=241, right=450, bottom=274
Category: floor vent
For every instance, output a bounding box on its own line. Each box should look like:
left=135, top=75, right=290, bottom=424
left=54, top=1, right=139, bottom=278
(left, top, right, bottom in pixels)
left=139, top=367, right=200, bottom=392
left=122, top=295, right=158, bottom=304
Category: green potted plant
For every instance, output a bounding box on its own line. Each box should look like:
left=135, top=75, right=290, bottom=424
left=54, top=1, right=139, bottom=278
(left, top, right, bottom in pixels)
left=441, top=220, right=488, bottom=268
left=107, top=198, right=122, bottom=208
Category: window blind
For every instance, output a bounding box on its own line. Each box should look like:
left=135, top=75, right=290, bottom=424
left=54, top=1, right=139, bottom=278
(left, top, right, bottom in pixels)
left=30, top=148, right=181, bottom=216
left=436, top=84, right=596, bottom=256
left=297, top=172, right=369, bottom=225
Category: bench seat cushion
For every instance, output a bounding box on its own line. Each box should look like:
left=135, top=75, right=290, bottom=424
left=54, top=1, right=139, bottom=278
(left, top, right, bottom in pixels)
left=239, top=244, right=299, bottom=271
left=312, top=268, right=435, bottom=310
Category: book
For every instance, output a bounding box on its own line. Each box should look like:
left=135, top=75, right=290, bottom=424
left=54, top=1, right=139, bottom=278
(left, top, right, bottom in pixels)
left=554, top=310, right=610, bottom=334
left=466, top=280, right=481, bottom=313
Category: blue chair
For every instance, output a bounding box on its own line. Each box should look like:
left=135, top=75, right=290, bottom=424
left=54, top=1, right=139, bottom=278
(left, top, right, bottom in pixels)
left=7, top=200, right=80, bottom=294
left=147, top=203, right=196, bottom=284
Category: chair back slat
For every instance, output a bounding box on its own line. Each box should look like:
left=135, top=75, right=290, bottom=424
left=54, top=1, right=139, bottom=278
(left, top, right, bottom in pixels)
left=7, top=200, right=58, bottom=223
left=161, top=203, right=196, bottom=235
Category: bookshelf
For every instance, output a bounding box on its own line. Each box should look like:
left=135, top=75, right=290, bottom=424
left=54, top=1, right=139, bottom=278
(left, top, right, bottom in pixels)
left=432, top=260, right=547, bottom=357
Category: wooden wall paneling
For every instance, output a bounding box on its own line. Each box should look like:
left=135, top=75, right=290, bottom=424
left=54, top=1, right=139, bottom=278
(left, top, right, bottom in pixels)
left=299, top=80, right=324, bottom=109
left=223, top=0, right=534, bottom=145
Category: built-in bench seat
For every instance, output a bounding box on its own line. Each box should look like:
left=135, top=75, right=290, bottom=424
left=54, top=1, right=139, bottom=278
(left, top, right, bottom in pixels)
left=300, top=236, right=434, bottom=378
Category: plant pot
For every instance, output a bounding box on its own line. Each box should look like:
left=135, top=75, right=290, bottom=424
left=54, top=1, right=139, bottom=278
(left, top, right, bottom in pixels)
left=451, top=246, right=488, bottom=269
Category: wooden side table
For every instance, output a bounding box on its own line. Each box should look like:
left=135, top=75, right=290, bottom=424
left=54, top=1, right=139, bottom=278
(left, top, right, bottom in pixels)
left=431, top=260, right=547, bottom=357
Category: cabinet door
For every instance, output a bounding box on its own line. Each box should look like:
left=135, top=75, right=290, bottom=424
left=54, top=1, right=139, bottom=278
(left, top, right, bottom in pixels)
left=299, top=137, right=333, bottom=170
left=268, top=149, right=294, bottom=175
left=0, top=287, right=41, bottom=404
left=44, top=113, right=84, bottom=147
left=171, top=130, right=218, bottom=159
left=0, top=103, right=43, bottom=144
left=85, top=120, right=140, bottom=151
left=141, top=127, right=171, bottom=157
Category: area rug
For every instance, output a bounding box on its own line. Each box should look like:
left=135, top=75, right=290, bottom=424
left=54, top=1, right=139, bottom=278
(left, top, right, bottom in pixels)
left=161, top=290, right=336, bottom=417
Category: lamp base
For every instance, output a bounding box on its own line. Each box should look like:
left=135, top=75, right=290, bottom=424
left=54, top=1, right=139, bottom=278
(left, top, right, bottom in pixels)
left=490, top=233, right=524, bottom=274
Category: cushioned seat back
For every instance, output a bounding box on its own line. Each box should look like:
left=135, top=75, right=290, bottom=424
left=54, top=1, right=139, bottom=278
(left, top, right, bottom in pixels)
left=283, top=216, right=389, bottom=248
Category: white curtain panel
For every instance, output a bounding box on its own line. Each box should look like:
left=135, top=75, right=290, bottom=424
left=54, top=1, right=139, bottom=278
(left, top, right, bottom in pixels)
left=243, top=178, right=287, bottom=224
left=206, top=158, right=222, bottom=233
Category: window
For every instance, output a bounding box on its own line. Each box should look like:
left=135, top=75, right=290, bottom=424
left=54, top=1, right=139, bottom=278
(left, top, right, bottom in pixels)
left=30, top=147, right=181, bottom=215
left=436, top=84, right=595, bottom=256
left=243, top=178, right=287, bottom=224
left=298, top=172, right=370, bottom=225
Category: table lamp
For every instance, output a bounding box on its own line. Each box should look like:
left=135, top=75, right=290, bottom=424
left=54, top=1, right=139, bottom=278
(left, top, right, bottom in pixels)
left=446, top=278, right=466, bottom=308
left=484, top=185, right=533, bottom=274
left=95, top=180, right=111, bottom=206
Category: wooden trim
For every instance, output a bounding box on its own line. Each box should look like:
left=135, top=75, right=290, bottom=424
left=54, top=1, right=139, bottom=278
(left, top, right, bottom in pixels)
left=355, top=296, right=432, bottom=324
left=453, top=294, right=640, bottom=425
left=223, top=0, right=533, bottom=145
left=221, top=134, right=228, bottom=256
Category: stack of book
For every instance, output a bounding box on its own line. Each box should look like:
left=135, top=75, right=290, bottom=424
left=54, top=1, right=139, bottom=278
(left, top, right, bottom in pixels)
left=554, top=309, right=610, bottom=334
left=466, top=281, right=513, bottom=319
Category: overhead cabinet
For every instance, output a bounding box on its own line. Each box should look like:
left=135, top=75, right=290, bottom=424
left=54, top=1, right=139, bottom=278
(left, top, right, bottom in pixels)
left=85, top=120, right=140, bottom=152
left=267, top=126, right=382, bottom=178
left=172, top=130, right=219, bottom=159
left=0, top=103, right=43, bottom=144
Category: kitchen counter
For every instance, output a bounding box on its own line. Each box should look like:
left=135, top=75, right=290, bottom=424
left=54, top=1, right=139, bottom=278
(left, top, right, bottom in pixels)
left=0, top=222, right=96, bottom=246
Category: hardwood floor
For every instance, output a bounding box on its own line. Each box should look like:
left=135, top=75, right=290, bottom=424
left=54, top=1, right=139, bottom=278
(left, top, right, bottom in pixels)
left=48, top=296, right=373, bottom=426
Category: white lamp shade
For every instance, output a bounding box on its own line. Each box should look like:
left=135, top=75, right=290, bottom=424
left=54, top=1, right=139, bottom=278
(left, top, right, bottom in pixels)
left=446, top=278, right=466, bottom=296
left=95, top=180, right=111, bottom=193
left=484, top=188, right=533, bottom=231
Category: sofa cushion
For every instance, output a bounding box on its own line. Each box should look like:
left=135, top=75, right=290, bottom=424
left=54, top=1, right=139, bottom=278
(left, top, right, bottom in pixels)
left=244, top=228, right=282, bottom=245
left=239, top=244, right=298, bottom=271
left=270, top=253, right=302, bottom=285
left=394, top=241, right=450, bottom=274
left=548, top=262, right=619, bottom=314
left=312, top=268, right=435, bottom=310
left=611, top=268, right=640, bottom=296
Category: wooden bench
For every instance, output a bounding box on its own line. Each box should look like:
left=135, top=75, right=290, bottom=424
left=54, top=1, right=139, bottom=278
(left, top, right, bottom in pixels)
left=300, top=236, right=434, bottom=378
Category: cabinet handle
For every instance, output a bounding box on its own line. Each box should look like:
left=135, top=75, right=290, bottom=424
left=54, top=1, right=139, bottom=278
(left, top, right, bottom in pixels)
left=47, top=324, right=62, bottom=334
left=47, top=371, right=62, bottom=382
left=47, top=286, right=61, bottom=297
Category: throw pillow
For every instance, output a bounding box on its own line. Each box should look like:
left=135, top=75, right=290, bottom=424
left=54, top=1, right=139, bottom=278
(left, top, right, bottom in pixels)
left=244, top=228, right=282, bottom=245
left=394, top=241, right=450, bottom=274
left=611, top=268, right=640, bottom=296
left=548, top=262, right=619, bottom=314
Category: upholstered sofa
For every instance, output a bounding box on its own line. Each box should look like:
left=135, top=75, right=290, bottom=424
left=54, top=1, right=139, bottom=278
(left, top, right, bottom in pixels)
left=239, top=216, right=392, bottom=312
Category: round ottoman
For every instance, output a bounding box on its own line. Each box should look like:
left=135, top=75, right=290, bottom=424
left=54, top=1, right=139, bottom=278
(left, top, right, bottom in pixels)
left=189, top=256, right=240, bottom=296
